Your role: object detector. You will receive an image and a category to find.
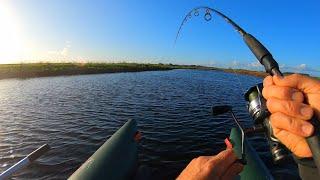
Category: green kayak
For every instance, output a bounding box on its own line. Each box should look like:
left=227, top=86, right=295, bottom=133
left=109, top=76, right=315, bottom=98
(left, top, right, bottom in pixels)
left=69, top=119, right=139, bottom=180
left=69, top=120, right=273, bottom=180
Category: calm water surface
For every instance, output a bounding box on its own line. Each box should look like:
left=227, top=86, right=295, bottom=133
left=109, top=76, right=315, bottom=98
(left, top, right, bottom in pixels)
left=0, top=70, right=295, bottom=179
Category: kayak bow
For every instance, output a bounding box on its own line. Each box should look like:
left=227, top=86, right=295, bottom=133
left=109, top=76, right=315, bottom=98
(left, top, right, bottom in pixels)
left=69, top=119, right=139, bottom=180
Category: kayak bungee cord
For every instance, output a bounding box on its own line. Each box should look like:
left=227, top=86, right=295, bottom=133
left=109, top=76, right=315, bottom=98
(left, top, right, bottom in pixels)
left=175, top=6, right=320, bottom=175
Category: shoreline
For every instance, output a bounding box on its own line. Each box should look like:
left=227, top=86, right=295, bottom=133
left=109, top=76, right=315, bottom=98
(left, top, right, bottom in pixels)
left=0, top=63, right=304, bottom=80
left=0, top=63, right=173, bottom=80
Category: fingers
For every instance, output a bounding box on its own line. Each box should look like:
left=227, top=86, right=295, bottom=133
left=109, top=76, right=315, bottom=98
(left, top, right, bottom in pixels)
left=262, top=85, right=304, bottom=102
left=178, top=151, right=241, bottom=180
left=207, top=149, right=237, bottom=177
left=263, top=74, right=319, bottom=158
left=221, top=163, right=244, bottom=180
left=192, top=156, right=211, bottom=167
left=270, top=112, right=314, bottom=137
left=266, top=98, right=313, bottom=120
left=273, top=127, right=312, bottom=157
left=273, top=74, right=320, bottom=93
left=225, top=138, right=233, bottom=150
left=263, top=75, right=274, bottom=87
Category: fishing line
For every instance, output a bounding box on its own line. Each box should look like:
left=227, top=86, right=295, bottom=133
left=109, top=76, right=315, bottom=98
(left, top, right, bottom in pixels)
left=231, top=66, right=246, bottom=96
left=174, top=6, right=247, bottom=98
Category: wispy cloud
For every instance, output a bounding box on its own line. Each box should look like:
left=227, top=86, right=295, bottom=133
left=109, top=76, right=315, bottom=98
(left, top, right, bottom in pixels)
left=48, top=41, right=71, bottom=57
left=296, top=64, right=307, bottom=71
left=231, top=60, right=239, bottom=67
left=279, top=64, right=286, bottom=69
left=247, top=61, right=261, bottom=68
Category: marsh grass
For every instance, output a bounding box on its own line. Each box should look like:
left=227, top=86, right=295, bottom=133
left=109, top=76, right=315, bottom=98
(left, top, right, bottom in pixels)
left=0, top=62, right=314, bottom=80
left=0, top=63, right=173, bottom=79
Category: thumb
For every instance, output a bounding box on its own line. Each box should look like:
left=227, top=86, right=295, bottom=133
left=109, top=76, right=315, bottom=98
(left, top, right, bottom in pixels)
left=273, top=74, right=320, bottom=94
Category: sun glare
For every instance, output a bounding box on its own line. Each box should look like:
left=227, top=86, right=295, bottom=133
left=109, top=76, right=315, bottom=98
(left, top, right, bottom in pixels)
left=0, top=2, right=24, bottom=64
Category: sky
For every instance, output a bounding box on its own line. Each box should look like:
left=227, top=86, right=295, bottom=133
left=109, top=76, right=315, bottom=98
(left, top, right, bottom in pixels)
left=0, top=0, right=319, bottom=73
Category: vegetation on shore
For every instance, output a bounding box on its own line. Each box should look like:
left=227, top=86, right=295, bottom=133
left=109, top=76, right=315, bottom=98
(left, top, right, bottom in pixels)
left=0, top=63, right=173, bottom=80
left=0, top=62, right=312, bottom=80
left=220, top=68, right=268, bottom=78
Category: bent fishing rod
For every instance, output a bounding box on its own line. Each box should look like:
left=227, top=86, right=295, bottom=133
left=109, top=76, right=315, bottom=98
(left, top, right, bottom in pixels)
left=176, top=6, right=320, bottom=175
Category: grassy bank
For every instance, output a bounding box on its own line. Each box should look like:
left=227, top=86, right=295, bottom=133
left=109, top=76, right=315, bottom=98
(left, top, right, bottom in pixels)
left=0, top=62, right=311, bottom=80
left=0, top=63, right=225, bottom=80
left=223, top=69, right=268, bottom=78
left=170, top=65, right=270, bottom=78
left=0, top=63, right=174, bottom=80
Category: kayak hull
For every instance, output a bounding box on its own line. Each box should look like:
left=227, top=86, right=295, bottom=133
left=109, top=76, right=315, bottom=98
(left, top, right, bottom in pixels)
left=69, top=121, right=273, bottom=180
left=69, top=119, right=138, bottom=180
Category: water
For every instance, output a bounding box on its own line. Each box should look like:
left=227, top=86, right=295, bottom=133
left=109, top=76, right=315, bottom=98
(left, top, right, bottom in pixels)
left=0, top=69, right=295, bottom=179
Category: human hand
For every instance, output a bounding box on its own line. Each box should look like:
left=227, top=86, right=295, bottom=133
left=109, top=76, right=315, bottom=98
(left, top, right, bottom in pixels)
left=177, top=149, right=243, bottom=180
left=263, top=74, right=320, bottom=157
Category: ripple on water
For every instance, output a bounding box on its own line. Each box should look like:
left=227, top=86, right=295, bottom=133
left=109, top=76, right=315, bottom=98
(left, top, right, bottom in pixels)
left=0, top=70, right=294, bottom=179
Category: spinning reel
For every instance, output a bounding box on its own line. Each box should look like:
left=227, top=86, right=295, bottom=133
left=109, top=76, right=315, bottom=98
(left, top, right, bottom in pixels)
left=177, top=6, right=320, bottom=174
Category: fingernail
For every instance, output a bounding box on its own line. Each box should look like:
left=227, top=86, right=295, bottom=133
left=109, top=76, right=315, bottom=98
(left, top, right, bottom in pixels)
left=266, top=99, right=271, bottom=108
left=302, top=124, right=313, bottom=136
left=291, top=92, right=300, bottom=101
left=301, top=107, right=313, bottom=117
left=291, top=90, right=303, bottom=101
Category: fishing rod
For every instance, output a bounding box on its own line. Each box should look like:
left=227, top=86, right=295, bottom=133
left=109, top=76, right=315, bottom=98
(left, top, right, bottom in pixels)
left=175, top=6, right=280, bottom=75
left=176, top=6, right=320, bottom=175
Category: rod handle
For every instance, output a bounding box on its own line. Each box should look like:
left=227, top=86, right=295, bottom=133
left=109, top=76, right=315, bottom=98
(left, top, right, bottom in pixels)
left=306, top=115, right=320, bottom=175
left=243, top=34, right=281, bottom=75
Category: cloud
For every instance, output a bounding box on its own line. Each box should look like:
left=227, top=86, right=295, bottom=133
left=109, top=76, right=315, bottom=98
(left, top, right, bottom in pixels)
left=248, top=61, right=261, bottom=68
left=225, top=60, right=261, bottom=70
left=297, top=64, right=307, bottom=71
left=61, top=47, right=69, bottom=56
left=47, top=40, right=71, bottom=57
left=65, top=40, right=71, bottom=45
left=231, top=60, right=239, bottom=66
left=207, top=60, right=216, bottom=66
left=279, top=64, right=286, bottom=69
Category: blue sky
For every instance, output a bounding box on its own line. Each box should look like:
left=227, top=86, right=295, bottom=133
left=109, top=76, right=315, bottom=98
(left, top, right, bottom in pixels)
left=1, top=0, right=320, bottom=73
